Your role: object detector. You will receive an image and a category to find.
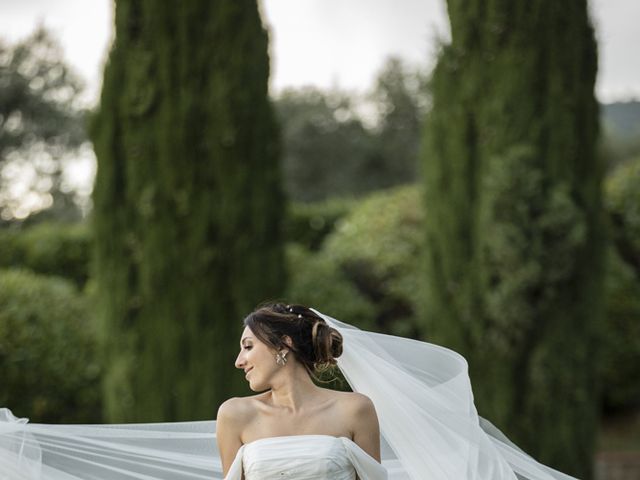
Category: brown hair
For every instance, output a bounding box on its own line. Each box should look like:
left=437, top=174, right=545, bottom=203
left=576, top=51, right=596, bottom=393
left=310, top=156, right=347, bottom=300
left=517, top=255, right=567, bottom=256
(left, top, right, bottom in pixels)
left=243, top=302, right=343, bottom=376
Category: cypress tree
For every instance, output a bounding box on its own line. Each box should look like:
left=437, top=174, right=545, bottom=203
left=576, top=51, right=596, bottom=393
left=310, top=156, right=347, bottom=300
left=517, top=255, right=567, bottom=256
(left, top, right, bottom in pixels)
left=91, top=0, right=284, bottom=422
left=422, top=2, right=603, bottom=478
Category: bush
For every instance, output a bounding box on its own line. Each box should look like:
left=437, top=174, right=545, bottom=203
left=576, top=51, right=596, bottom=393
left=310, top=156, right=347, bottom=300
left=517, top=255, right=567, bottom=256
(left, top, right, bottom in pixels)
left=602, top=158, right=640, bottom=411
left=287, top=185, right=427, bottom=337
left=602, top=249, right=640, bottom=410
left=286, top=198, right=354, bottom=250
left=606, top=157, right=640, bottom=260
left=0, top=222, right=91, bottom=286
left=0, top=269, right=101, bottom=423
left=286, top=243, right=376, bottom=328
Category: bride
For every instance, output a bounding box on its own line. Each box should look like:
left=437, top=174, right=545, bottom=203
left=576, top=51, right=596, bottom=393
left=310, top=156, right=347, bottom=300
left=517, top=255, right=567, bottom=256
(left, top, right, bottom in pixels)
left=217, top=303, right=385, bottom=479
left=0, top=303, right=579, bottom=480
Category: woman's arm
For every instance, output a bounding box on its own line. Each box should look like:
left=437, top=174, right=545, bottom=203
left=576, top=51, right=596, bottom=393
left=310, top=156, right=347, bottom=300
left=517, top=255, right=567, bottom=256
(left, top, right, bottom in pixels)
left=216, top=398, right=246, bottom=477
left=349, top=393, right=381, bottom=462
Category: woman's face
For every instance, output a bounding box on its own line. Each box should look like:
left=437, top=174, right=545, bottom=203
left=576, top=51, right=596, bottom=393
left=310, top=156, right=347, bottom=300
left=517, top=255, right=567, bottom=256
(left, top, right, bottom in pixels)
left=235, top=326, right=281, bottom=392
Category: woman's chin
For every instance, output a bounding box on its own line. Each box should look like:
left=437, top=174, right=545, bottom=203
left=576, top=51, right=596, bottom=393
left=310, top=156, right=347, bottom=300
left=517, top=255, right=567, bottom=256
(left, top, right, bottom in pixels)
left=248, top=380, right=264, bottom=392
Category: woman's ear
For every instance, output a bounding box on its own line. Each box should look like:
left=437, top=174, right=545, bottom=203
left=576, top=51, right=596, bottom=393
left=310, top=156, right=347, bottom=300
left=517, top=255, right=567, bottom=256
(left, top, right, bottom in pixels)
left=282, top=335, right=293, bottom=350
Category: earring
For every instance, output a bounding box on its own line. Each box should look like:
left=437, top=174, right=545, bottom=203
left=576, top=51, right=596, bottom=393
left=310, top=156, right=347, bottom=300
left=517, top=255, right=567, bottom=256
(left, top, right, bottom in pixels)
left=276, top=350, right=288, bottom=366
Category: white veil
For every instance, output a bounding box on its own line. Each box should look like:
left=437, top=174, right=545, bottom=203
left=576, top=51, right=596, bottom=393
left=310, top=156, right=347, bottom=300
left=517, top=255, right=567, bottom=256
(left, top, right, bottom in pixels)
left=0, top=309, right=579, bottom=480
left=316, top=310, right=578, bottom=480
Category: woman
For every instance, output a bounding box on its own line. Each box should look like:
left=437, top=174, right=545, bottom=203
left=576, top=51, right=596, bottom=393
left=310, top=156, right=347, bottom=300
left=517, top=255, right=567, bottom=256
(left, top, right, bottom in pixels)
left=216, top=303, right=387, bottom=479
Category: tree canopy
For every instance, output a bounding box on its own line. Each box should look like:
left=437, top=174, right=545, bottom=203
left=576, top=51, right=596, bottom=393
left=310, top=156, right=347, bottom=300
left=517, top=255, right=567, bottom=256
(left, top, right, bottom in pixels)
left=0, top=27, right=86, bottom=221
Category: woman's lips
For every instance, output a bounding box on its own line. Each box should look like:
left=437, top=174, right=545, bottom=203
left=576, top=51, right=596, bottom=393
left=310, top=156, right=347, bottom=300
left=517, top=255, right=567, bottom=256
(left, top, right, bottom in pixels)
left=245, top=367, right=253, bottom=378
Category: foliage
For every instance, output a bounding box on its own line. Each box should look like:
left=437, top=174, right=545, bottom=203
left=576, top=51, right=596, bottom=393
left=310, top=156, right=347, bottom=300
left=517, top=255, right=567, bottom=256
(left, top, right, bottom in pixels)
left=274, top=58, right=428, bottom=203
left=274, top=87, right=374, bottom=202
left=287, top=178, right=639, bottom=415
left=287, top=185, right=427, bottom=337
left=91, top=0, right=285, bottom=421
left=602, top=158, right=640, bottom=410
left=286, top=243, right=376, bottom=330
left=286, top=197, right=354, bottom=250
left=369, top=57, right=428, bottom=187
left=422, top=2, right=603, bottom=477
left=602, top=248, right=640, bottom=410
left=0, top=269, right=101, bottom=423
left=0, top=26, right=86, bottom=220
left=606, top=158, right=640, bottom=268
left=0, top=222, right=90, bottom=286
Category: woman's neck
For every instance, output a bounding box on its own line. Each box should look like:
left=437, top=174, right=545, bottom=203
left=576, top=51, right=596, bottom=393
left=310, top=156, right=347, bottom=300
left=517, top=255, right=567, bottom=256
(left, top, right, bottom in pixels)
left=268, top=365, right=320, bottom=413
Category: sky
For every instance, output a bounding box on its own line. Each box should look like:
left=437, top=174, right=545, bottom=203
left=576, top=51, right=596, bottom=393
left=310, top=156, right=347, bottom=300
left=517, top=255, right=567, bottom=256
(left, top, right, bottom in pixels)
left=1, top=0, right=639, bottom=105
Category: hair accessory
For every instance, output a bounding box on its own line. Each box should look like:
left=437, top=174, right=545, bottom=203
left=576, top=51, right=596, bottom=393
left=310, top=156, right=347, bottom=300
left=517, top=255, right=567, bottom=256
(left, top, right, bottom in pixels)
left=297, top=314, right=302, bottom=319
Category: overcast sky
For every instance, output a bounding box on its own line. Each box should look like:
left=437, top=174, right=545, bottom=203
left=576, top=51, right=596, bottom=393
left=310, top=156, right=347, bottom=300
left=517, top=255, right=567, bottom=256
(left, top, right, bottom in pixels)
left=1, top=0, right=638, bottom=104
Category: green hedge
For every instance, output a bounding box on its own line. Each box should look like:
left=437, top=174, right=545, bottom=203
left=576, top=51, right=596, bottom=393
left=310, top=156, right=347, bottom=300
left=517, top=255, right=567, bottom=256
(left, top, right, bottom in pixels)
left=287, top=185, right=427, bottom=337
left=606, top=157, right=640, bottom=264
left=602, top=158, right=640, bottom=410
left=286, top=197, right=354, bottom=250
left=602, top=249, right=640, bottom=410
left=0, top=269, right=101, bottom=423
left=0, top=222, right=91, bottom=286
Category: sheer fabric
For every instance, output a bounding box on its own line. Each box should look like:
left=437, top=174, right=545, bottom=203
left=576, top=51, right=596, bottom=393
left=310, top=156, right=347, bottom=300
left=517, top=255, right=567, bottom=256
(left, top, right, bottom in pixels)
left=0, top=309, right=579, bottom=480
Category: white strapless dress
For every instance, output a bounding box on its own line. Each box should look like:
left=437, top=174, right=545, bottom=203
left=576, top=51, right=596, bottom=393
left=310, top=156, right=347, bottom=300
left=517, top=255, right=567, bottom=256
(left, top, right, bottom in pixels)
left=224, top=435, right=388, bottom=480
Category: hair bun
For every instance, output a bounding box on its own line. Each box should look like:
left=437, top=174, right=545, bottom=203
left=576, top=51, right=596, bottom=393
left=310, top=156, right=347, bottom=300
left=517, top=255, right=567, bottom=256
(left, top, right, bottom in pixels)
left=311, top=320, right=343, bottom=370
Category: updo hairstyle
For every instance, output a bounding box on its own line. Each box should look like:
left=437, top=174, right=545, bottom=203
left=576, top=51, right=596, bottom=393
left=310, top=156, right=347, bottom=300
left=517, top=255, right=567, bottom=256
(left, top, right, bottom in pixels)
left=243, top=303, right=343, bottom=375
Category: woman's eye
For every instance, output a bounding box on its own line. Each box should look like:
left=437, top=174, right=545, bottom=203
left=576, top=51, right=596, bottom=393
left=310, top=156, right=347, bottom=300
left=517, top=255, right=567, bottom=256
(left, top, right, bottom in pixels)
left=243, top=345, right=252, bottom=350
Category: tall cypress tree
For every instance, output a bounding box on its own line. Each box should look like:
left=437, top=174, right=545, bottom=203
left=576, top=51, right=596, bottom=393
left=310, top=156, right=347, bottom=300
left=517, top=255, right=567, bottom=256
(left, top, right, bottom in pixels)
left=422, top=2, right=603, bottom=478
left=91, top=0, right=284, bottom=422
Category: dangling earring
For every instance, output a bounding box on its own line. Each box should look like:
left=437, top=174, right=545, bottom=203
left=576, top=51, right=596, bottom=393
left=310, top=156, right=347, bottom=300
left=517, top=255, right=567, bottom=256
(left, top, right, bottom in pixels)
left=276, top=350, right=288, bottom=366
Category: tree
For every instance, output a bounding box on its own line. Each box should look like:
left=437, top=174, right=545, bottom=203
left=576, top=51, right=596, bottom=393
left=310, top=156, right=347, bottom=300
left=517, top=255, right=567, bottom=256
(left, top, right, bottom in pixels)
left=422, top=2, right=603, bottom=478
left=274, top=58, right=428, bottom=203
left=369, top=57, right=428, bottom=187
left=274, top=87, right=374, bottom=202
left=91, top=0, right=285, bottom=422
left=0, top=27, right=86, bottom=221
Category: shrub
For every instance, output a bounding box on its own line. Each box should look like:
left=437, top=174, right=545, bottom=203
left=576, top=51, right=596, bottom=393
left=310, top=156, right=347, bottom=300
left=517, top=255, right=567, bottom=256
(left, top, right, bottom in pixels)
left=0, top=222, right=91, bottom=286
left=602, top=158, right=640, bottom=411
left=0, top=269, right=101, bottom=423
left=286, top=243, right=376, bottom=329
left=606, top=157, right=640, bottom=263
left=286, top=197, right=354, bottom=250
left=601, top=249, right=640, bottom=410
left=287, top=185, right=427, bottom=337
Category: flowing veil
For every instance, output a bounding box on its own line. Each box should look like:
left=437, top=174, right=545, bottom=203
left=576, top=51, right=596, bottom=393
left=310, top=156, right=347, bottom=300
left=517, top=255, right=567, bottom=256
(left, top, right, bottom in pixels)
left=0, top=309, right=579, bottom=480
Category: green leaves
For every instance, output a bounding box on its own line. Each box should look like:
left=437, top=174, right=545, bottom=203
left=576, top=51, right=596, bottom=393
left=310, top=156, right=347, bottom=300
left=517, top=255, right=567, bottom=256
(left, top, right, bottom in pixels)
left=0, top=269, right=101, bottom=423
left=0, top=26, right=87, bottom=220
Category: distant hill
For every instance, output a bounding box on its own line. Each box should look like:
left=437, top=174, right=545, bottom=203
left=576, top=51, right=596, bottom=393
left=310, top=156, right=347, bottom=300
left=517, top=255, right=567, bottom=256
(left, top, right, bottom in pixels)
left=602, top=101, right=640, bottom=139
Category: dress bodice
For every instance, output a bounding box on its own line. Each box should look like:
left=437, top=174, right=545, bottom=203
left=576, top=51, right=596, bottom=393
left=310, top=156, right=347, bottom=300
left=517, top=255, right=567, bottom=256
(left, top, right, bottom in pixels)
left=224, top=435, right=387, bottom=480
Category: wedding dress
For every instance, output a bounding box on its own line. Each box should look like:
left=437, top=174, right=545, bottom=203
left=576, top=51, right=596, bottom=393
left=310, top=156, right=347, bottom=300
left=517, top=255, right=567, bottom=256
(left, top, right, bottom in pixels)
left=0, top=309, right=579, bottom=480
left=224, top=435, right=387, bottom=479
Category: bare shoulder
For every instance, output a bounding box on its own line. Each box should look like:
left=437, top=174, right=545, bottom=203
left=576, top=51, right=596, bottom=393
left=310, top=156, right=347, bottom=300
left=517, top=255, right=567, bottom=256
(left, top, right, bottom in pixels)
left=217, top=396, right=252, bottom=419
left=216, top=394, right=267, bottom=476
left=334, top=391, right=381, bottom=461
left=217, top=393, right=265, bottom=425
left=335, top=391, right=377, bottom=418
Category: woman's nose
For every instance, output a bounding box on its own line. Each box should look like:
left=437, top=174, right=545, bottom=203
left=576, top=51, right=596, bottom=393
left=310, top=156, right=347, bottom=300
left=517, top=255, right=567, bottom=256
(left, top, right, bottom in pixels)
left=235, top=352, right=245, bottom=369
